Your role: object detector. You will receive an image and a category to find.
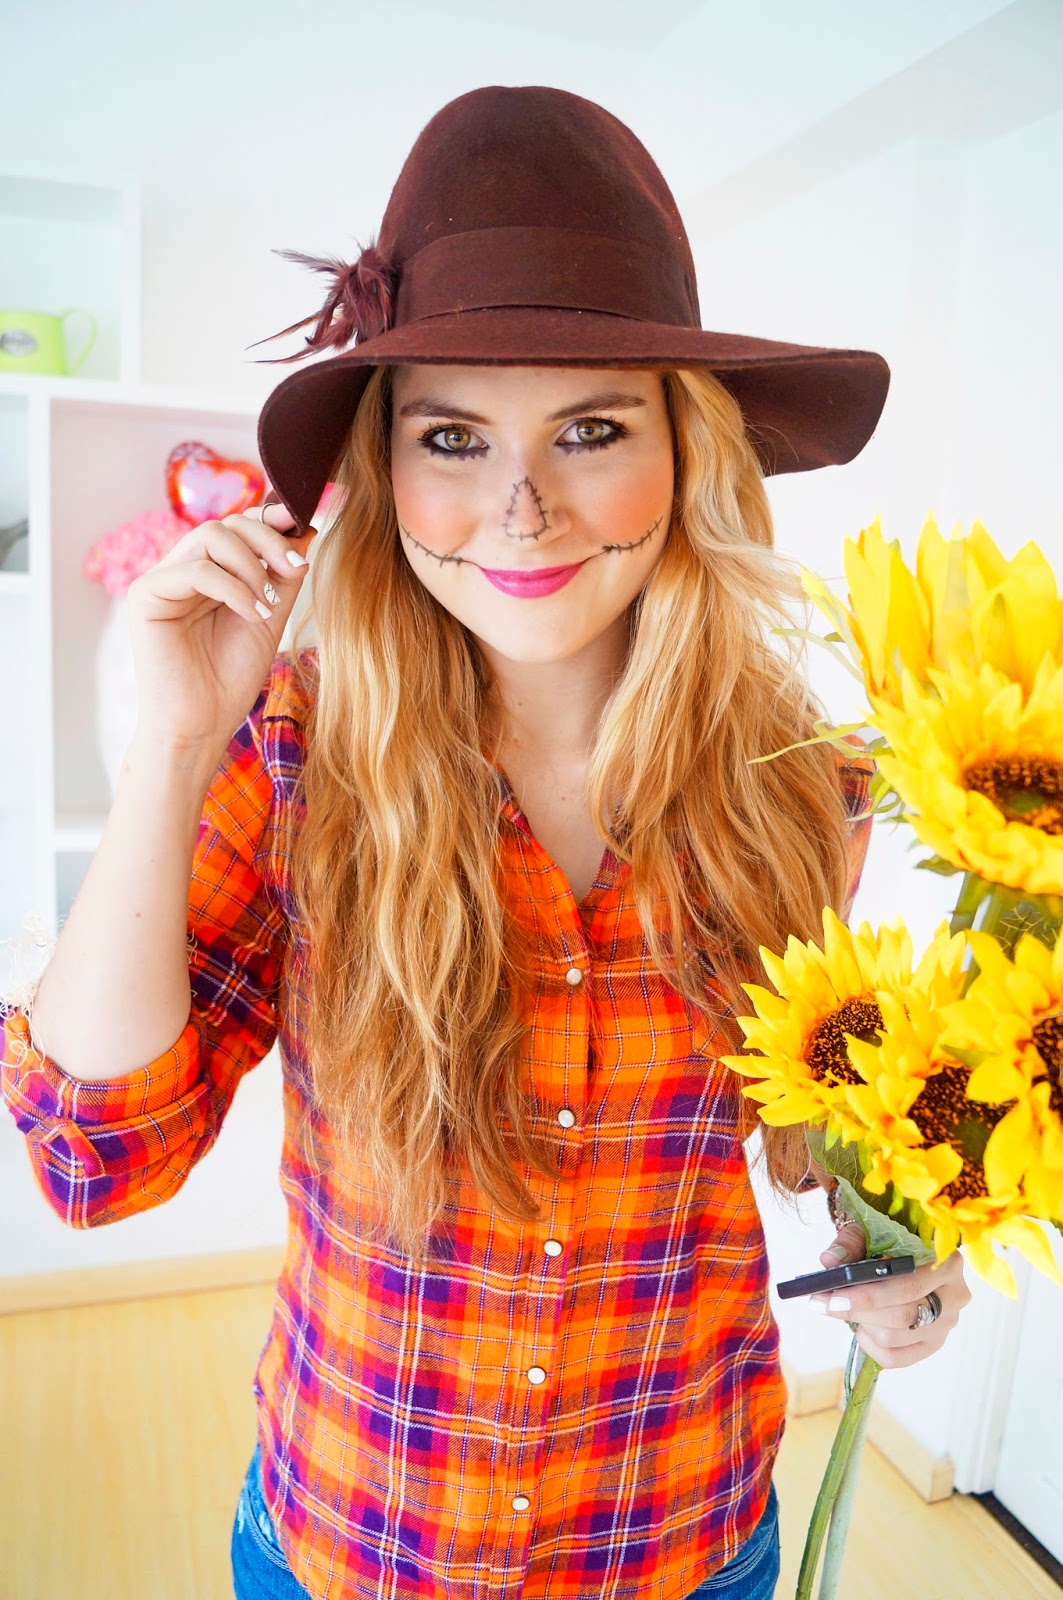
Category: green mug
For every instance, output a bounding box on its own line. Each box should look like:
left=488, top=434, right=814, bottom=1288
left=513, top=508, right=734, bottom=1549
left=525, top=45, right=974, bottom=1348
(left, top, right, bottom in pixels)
left=0, top=308, right=97, bottom=375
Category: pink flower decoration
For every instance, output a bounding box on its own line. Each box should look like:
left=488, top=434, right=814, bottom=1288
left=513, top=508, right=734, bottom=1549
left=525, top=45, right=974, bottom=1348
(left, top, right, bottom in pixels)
left=83, top=508, right=187, bottom=599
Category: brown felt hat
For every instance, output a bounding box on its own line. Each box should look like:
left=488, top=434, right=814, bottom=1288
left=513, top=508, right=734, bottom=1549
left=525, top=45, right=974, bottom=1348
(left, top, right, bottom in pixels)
left=251, top=85, right=890, bottom=534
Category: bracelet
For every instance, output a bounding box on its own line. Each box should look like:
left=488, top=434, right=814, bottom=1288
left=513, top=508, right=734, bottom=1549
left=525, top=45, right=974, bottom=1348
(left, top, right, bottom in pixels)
left=826, top=1180, right=859, bottom=1233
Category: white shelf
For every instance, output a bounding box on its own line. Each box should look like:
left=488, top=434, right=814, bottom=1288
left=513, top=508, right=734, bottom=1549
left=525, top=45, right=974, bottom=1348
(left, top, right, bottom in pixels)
left=0, top=162, right=141, bottom=386
left=0, top=371, right=264, bottom=415
left=0, top=164, right=272, bottom=975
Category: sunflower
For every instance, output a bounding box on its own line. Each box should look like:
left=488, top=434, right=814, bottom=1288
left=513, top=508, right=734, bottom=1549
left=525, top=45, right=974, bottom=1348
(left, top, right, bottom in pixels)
left=940, top=929, right=1063, bottom=1221
left=720, top=910, right=959, bottom=1132
left=802, top=514, right=1063, bottom=710
left=870, top=659, right=1063, bottom=894
left=837, top=982, right=1059, bottom=1295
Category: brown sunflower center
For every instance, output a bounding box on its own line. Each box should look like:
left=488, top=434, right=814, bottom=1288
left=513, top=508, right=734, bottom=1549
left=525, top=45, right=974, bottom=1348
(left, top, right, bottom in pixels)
left=962, top=754, right=1063, bottom=834
left=908, top=1062, right=1013, bottom=1204
left=1032, top=1011, right=1063, bottom=1081
left=1031, top=1012, right=1063, bottom=1119
left=804, top=996, right=882, bottom=1088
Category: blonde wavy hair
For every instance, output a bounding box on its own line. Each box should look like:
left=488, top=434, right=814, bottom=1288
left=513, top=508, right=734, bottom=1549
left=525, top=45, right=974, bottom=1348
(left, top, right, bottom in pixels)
left=287, top=363, right=856, bottom=1260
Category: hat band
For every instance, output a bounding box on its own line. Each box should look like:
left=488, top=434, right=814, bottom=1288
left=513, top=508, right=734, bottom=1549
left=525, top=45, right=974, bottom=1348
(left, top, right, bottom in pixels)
left=393, top=226, right=699, bottom=328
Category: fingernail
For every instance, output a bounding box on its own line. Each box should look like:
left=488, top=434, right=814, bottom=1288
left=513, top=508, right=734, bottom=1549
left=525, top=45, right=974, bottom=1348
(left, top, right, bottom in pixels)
left=286, top=550, right=308, bottom=568
left=825, top=1244, right=849, bottom=1261
left=808, top=1299, right=827, bottom=1314
left=828, top=1295, right=850, bottom=1313
left=254, top=599, right=272, bottom=620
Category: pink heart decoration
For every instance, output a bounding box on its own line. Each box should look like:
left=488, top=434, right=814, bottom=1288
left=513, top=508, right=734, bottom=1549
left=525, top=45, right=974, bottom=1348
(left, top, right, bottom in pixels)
left=166, top=441, right=265, bottom=526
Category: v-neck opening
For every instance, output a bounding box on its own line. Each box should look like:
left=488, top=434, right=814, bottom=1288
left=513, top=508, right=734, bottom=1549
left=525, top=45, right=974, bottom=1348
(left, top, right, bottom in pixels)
left=490, top=759, right=617, bottom=916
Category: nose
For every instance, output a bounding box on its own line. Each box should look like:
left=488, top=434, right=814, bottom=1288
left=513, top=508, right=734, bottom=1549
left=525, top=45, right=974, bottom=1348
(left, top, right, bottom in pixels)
left=502, top=475, right=550, bottom=542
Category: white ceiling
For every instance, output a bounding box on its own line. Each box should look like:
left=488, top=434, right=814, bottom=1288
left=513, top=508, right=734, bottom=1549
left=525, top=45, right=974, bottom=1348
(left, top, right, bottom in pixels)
left=392, top=0, right=707, bottom=49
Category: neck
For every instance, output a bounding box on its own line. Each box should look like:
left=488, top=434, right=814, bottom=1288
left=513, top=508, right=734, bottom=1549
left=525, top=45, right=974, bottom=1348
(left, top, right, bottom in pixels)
left=480, top=611, right=630, bottom=767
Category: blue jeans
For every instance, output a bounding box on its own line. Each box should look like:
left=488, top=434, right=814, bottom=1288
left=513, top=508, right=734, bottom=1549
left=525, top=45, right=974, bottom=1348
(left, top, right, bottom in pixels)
left=231, top=1440, right=780, bottom=1599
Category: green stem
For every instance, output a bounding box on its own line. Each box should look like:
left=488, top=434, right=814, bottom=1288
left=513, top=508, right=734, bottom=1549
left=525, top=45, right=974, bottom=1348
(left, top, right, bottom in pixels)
left=817, top=1348, right=877, bottom=1599
left=949, top=870, right=986, bottom=937
left=979, top=884, right=1013, bottom=945
left=794, top=1350, right=882, bottom=1600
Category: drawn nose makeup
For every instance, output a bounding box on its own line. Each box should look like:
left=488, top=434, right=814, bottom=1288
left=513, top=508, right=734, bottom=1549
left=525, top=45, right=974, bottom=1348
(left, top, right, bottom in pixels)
left=503, top=477, right=550, bottom=541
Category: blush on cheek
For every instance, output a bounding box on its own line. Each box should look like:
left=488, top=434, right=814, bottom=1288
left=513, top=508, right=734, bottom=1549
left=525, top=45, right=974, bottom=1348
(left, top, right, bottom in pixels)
left=592, top=466, right=671, bottom=546
left=394, top=481, right=470, bottom=561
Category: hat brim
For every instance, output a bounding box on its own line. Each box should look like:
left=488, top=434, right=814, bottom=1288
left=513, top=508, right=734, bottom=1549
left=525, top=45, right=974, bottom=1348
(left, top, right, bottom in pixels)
left=255, top=307, right=890, bottom=532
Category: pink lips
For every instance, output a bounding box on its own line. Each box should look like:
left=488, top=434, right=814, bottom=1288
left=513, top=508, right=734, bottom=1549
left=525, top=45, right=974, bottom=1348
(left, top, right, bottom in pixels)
left=479, top=562, right=583, bottom=597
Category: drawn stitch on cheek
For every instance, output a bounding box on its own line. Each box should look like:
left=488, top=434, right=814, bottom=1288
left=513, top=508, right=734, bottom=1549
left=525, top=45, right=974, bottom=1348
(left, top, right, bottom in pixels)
left=601, top=516, right=663, bottom=554
left=502, top=477, right=550, bottom=542
left=400, top=526, right=469, bottom=567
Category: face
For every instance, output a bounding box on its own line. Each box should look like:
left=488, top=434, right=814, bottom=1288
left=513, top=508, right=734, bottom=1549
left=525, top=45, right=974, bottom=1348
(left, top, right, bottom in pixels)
left=389, top=365, right=675, bottom=667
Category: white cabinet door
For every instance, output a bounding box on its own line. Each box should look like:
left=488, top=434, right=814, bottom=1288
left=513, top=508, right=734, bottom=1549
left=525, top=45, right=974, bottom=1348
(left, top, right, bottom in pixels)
left=993, top=1223, right=1063, bottom=1564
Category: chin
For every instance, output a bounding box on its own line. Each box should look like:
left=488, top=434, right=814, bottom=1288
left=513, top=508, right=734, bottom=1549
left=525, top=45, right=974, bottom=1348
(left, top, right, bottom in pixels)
left=467, top=621, right=598, bottom=665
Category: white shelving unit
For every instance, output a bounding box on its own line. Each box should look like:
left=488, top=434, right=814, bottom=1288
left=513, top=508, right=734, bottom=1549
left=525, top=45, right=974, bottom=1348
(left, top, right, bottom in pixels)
left=0, top=165, right=271, bottom=1000
left=0, top=163, right=314, bottom=1284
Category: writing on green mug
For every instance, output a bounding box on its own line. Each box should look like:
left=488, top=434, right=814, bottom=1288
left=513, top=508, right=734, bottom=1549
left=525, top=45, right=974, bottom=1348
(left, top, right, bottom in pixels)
left=0, top=309, right=97, bottom=375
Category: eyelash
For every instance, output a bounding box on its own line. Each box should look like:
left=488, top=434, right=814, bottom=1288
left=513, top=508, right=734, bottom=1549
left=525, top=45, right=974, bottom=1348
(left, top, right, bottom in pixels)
left=415, top=417, right=630, bottom=460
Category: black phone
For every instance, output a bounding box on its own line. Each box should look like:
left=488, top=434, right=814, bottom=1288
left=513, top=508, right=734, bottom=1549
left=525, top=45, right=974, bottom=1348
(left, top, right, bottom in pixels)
left=775, top=1254, right=916, bottom=1300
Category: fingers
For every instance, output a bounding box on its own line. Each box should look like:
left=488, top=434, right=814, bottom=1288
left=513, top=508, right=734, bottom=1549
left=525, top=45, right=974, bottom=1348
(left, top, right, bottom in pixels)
left=852, top=1326, right=937, bottom=1370
left=810, top=1253, right=959, bottom=1321
left=807, top=1248, right=972, bottom=1368
left=819, top=1221, right=865, bottom=1266
left=137, top=505, right=317, bottom=626
left=137, top=553, right=274, bottom=627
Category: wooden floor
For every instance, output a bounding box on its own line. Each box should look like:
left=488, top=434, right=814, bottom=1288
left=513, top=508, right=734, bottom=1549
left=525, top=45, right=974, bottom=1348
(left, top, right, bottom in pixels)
left=1, top=1281, right=1060, bottom=1599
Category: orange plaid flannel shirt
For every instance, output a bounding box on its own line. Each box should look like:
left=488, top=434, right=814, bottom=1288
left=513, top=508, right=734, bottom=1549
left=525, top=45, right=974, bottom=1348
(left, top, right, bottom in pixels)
left=1, top=649, right=874, bottom=1600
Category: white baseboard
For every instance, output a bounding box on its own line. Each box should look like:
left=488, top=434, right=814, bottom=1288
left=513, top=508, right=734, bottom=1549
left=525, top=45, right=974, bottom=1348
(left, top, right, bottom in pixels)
left=782, top=1361, right=954, bottom=1503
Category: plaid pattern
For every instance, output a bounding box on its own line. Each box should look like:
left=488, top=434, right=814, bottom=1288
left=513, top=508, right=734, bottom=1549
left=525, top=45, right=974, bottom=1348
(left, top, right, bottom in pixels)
left=1, top=650, right=874, bottom=1600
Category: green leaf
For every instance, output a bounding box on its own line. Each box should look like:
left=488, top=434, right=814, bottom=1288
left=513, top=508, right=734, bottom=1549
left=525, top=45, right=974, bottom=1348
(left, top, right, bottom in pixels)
left=942, top=1045, right=991, bottom=1070
left=915, top=855, right=963, bottom=877
left=833, top=1177, right=937, bottom=1265
left=956, top=1115, right=993, bottom=1168
left=804, top=1126, right=937, bottom=1265
left=771, top=627, right=865, bottom=683
left=745, top=720, right=870, bottom=767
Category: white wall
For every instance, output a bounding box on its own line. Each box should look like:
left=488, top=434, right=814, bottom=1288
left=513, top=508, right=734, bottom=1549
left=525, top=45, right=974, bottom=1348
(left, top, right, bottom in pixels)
left=2, top=0, right=1062, bottom=1482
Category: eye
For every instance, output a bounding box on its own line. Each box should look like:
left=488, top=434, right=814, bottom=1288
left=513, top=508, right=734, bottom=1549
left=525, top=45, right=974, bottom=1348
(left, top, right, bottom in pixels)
left=417, top=424, right=487, bottom=459
left=558, top=417, right=628, bottom=453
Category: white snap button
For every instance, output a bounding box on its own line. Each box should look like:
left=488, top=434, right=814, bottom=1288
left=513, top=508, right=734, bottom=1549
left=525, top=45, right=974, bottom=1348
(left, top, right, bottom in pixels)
left=527, top=1365, right=547, bottom=1384
left=565, top=966, right=583, bottom=985
left=512, top=1494, right=531, bottom=1511
left=557, top=1108, right=576, bottom=1128
left=544, top=1239, right=563, bottom=1257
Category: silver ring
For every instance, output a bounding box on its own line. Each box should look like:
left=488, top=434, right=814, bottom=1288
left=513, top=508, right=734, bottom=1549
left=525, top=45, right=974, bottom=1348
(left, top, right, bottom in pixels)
left=908, top=1290, right=942, bottom=1331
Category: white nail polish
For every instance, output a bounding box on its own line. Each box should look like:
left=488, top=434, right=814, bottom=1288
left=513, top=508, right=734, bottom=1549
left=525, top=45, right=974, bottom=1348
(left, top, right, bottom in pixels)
left=254, top=599, right=272, bottom=620
left=286, top=550, right=308, bottom=568
left=828, top=1295, right=851, bottom=1313
left=808, top=1299, right=827, bottom=1314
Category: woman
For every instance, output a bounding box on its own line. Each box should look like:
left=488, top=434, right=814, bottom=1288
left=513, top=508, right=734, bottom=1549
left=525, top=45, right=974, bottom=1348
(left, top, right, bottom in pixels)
left=1, top=86, right=970, bottom=1600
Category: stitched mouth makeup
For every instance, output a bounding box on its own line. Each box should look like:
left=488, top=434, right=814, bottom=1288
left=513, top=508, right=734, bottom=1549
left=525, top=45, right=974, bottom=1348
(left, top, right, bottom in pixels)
left=399, top=516, right=663, bottom=585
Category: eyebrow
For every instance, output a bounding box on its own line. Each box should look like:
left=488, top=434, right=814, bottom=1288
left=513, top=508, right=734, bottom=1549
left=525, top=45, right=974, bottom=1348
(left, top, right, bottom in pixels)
left=396, top=390, right=649, bottom=424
